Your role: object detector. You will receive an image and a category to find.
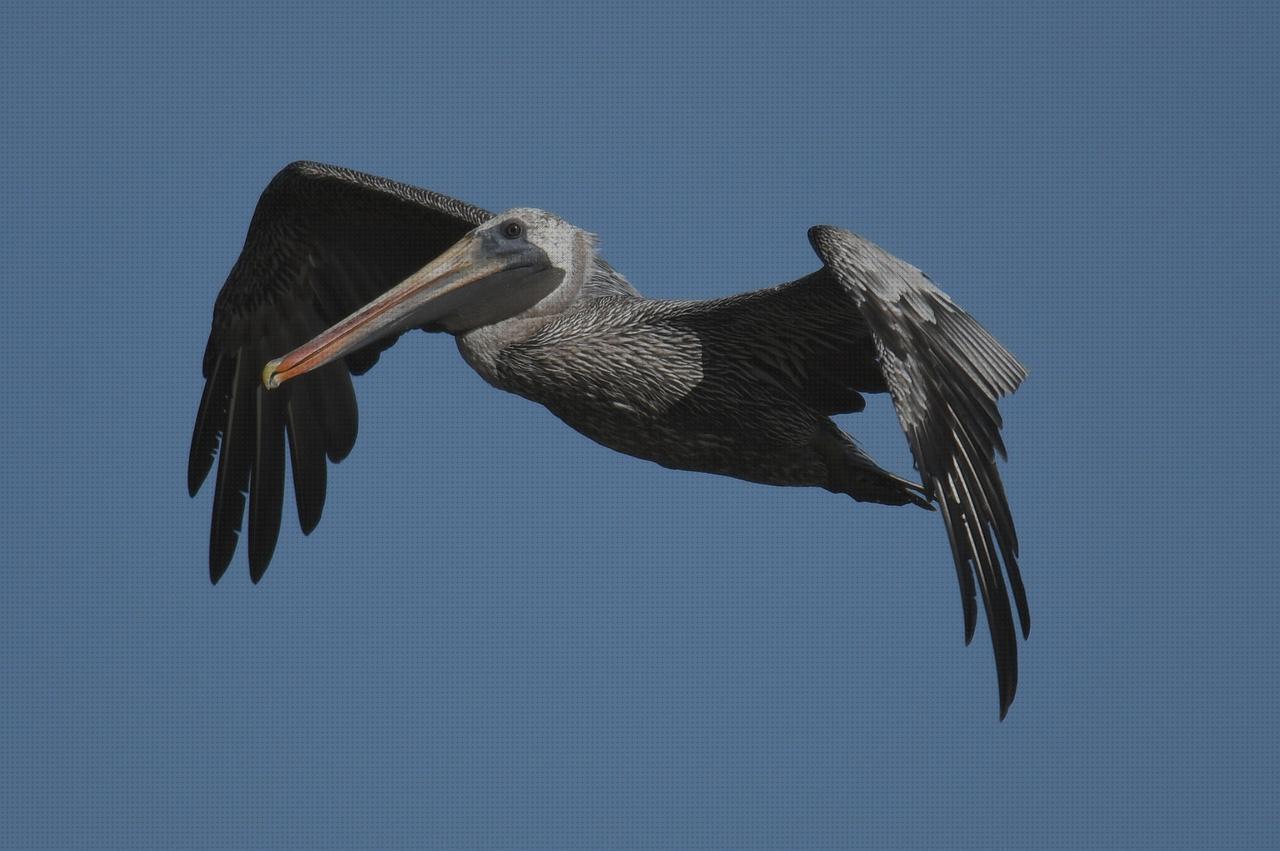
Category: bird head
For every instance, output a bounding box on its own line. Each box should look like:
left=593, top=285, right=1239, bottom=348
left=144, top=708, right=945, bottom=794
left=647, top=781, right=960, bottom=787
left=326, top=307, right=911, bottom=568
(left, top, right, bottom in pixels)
left=262, top=208, right=597, bottom=389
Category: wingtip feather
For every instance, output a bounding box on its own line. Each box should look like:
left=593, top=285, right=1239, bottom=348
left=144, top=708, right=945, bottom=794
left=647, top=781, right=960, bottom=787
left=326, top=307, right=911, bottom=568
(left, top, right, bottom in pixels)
left=810, top=224, right=1029, bottom=717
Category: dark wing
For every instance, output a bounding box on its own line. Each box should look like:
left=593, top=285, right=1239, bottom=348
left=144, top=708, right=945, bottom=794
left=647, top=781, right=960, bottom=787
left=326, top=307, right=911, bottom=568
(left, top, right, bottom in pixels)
left=189, top=162, right=490, bottom=583
left=808, top=226, right=1029, bottom=719
left=667, top=271, right=888, bottom=417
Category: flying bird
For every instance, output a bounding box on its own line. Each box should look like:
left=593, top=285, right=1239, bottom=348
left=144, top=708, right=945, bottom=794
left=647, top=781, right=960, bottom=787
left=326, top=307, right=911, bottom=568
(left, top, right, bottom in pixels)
left=189, top=162, right=1030, bottom=716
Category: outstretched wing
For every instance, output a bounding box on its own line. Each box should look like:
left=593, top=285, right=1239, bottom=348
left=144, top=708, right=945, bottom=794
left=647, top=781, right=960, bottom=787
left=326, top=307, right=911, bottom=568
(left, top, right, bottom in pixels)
left=808, top=226, right=1029, bottom=718
left=189, top=162, right=490, bottom=582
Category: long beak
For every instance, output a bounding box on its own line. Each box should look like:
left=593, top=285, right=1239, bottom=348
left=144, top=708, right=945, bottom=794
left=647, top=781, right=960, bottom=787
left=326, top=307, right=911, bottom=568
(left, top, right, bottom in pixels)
left=263, top=233, right=511, bottom=389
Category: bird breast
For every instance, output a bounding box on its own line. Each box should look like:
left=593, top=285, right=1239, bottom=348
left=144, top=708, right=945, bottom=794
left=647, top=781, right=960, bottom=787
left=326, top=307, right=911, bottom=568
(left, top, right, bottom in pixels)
left=486, top=301, right=707, bottom=417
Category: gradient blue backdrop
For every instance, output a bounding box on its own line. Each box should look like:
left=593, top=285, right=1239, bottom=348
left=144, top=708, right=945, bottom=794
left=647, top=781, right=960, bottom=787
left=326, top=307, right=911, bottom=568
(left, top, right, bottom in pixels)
left=3, top=1, right=1276, bottom=848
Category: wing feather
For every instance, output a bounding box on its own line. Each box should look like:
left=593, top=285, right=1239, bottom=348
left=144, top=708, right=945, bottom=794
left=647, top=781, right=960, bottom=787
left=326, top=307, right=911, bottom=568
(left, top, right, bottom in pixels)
left=188, top=348, right=230, bottom=497
left=808, top=226, right=1028, bottom=718
left=284, top=376, right=328, bottom=536
left=209, top=347, right=254, bottom=582
left=249, top=376, right=286, bottom=582
left=318, top=363, right=359, bottom=464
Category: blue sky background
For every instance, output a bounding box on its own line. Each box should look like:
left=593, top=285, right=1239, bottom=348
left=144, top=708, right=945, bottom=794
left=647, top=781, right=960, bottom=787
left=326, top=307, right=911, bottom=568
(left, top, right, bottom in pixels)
left=2, top=1, right=1276, bottom=848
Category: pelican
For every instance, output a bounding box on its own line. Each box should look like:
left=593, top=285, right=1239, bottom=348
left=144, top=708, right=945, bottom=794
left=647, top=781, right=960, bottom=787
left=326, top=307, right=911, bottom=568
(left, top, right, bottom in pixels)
left=190, top=162, right=1030, bottom=716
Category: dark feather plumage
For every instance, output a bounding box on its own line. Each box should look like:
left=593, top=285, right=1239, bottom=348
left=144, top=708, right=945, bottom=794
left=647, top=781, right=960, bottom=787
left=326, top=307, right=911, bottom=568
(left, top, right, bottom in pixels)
left=283, top=378, right=327, bottom=536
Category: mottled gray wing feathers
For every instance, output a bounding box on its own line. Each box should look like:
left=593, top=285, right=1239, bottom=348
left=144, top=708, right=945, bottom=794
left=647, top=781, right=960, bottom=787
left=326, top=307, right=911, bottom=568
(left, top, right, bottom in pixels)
left=808, top=225, right=1028, bottom=718
left=189, top=162, right=490, bottom=582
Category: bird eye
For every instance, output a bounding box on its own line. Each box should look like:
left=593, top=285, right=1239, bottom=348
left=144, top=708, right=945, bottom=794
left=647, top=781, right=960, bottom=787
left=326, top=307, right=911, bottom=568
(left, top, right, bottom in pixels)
left=501, top=220, right=523, bottom=240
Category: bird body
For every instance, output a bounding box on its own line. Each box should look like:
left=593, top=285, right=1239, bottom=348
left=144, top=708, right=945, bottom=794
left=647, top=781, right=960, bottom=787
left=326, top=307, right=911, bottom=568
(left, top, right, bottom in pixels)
left=465, top=280, right=922, bottom=505
left=190, top=162, right=1029, bottom=716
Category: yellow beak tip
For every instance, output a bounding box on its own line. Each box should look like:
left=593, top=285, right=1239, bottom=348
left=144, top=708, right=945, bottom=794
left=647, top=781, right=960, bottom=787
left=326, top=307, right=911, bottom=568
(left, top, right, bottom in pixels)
left=262, top=358, right=282, bottom=390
